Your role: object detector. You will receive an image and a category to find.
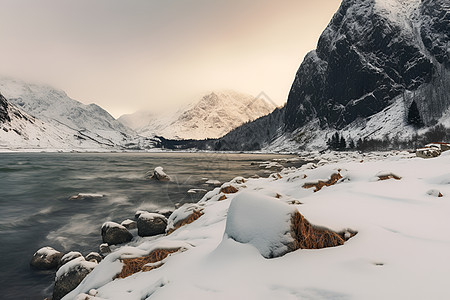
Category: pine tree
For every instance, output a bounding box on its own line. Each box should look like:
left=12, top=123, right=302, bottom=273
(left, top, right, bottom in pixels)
left=339, top=135, right=346, bottom=150
left=349, top=139, right=355, bottom=149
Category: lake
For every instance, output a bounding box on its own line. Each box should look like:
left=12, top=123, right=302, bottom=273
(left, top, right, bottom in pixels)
left=0, top=152, right=301, bottom=299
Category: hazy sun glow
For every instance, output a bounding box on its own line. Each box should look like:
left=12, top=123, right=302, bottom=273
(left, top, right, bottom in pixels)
left=0, top=0, right=341, bottom=117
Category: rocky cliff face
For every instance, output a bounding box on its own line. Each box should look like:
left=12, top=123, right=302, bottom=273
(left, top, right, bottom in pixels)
left=0, top=93, right=10, bottom=124
left=284, top=0, right=449, bottom=130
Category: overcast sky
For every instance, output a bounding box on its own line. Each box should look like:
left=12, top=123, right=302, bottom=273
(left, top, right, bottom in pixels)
left=0, top=0, right=341, bottom=117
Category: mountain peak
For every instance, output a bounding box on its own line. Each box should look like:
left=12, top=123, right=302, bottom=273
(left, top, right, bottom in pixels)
left=119, top=89, right=276, bottom=140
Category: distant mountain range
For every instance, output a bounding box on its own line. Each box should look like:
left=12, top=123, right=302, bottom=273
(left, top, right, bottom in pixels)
left=0, top=78, right=276, bottom=150
left=119, top=90, right=276, bottom=140
left=0, top=92, right=119, bottom=150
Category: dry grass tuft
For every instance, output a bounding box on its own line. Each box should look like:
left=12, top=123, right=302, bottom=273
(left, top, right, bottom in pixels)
left=167, top=210, right=204, bottom=234
left=218, top=195, right=227, bottom=201
left=302, top=173, right=343, bottom=192
left=289, top=211, right=346, bottom=250
left=220, top=185, right=239, bottom=194
left=117, top=248, right=181, bottom=279
left=378, top=174, right=401, bottom=181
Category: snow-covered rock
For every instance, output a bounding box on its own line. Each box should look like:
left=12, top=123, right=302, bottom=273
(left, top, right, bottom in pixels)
left=225, top=192, right=297, bottom=258
left=53, top=257, right=97, bottom=300
left=60, top=251, right=83, bottom=266
left=85, top=252, right=102, bottom=263
left=101, top=222, right=133, bottom=245
left=30, top=246, right=63, bottom=270
left=137, top=213, right=167, bottom=237
left=120, top=219, right=137, bottom=230
left=147, top=167, right=171, bottom=181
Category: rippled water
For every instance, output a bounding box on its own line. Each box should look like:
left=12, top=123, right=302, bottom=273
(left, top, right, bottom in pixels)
left=0, top=152, right=300, bottom=299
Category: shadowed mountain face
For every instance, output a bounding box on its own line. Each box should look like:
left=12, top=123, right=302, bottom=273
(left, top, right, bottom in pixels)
left=210, top=0, right=449, bottom=151
left=284, top=0, right=449, bottom=130
left=0, top=94, right=10, bottom=124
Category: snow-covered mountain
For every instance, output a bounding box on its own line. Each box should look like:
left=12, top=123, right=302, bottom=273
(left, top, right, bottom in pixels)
left=0, top=93, right=118, bottom=151
left=0, top=77, right=133, bottom=147
left=119, top=90, right=276, bottom=140
left=213, top=0, right=450, bottom=151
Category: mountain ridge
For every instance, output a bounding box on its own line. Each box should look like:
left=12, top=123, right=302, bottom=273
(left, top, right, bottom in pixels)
left=119, top=90, right=277, bottom=140
left=212, top=0, right=450, bottom=151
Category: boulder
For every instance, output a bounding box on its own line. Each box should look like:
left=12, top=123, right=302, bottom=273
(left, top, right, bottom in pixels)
left=225, top=192, right=349, bottom=258
left=30, top=246, right=63, bottom=270
left=121, top=219, right=137, bottom=230
left=148, top=167, right=171, bottom=181
left=135, top=210, right=149, bottom=219
left=53, top=257, right=96, bottom=300
left=99, top=243, right=111, bottom=256
left=137, top=213, right=168, bottom=237
left=85, top=252, right=102, bottom=263
left=157, top=209, right=173, bottom=219
left=60, top=251, right=83, bottom=266
left=101, top=222, right=133, bottom=245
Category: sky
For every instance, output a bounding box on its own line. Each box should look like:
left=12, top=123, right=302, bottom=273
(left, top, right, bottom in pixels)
left=0, top=0, right=342, bottom=118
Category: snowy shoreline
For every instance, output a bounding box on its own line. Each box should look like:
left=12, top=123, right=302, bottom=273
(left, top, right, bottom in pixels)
left=41, top=150, right=450, bottom=299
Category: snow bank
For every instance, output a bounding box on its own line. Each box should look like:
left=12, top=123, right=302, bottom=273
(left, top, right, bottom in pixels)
left=224, top=192, right=296, bottom=258
left=62, top=151, right=450, bottom=300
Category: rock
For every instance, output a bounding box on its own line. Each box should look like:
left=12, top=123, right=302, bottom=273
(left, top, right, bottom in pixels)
left=85, top=252, right=102, bottom=263
left=148, top=166, right=171, bottom=181
left=134, top=210, right=149, bottom=219
left=30, top=246, right=63, bottom=270
left=427, top=189, right=443, bottom=197
left=137, top=213, right=168, bottom=237
left=157, top=209, right=173, bottom=219
left=99, top=243, right=111, bottom=256
left=187, top=188, right=208, bottom=194
left=101, top=222, right=133, bottom=245
left=121, top=219, right=137, bottom=230
left=205, top=179, right=221, bottom=186
left=53, top=257, right=97, bottom=300
left=60, top=251, right=83, bottom=266
left=225, top=192, right=349, bottom=258
left=416, top=147, right=441, bottom=158
left=68, top=193, right=104, bottom=201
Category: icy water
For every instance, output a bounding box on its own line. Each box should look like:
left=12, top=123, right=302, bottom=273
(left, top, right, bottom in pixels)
left=0, top=152, right=301, bottom=300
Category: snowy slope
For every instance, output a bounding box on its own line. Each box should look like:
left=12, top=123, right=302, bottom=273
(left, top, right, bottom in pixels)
left=0, top=77, right=133, bottom=147
left=119, top=90, right=276, bottom=140
left=0, top=93, right=116, bottom=151
left=63, top=151, right=450, bottom=299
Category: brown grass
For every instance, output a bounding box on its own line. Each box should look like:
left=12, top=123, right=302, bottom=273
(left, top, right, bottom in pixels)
left=117, top=248, right=181, bottom=279
left=289, top=211, right=346, bottom=250
left=218, top=195, right=227, bottom=201
left=302, top=173, right=343, bottom=192
left=167, top=210, right=204, bottom=234
left=220, top=185, right=239, bottom=194
left=378, top=174, right=401, bottom=181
